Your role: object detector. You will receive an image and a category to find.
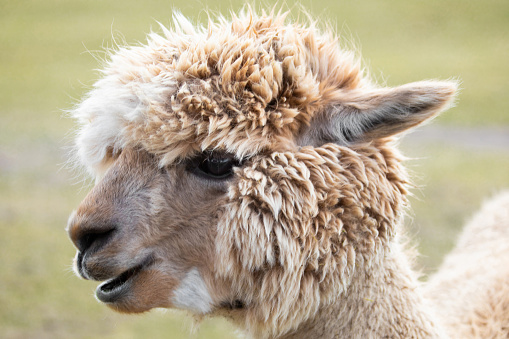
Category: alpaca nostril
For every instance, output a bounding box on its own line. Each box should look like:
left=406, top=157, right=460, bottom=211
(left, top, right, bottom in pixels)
left=76, top=227, right=116, bottom=254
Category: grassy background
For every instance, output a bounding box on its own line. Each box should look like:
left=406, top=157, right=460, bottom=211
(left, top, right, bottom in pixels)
left=1, top=0, right=508, bottom=338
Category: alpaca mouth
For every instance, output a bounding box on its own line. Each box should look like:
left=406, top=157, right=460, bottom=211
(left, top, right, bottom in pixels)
left=95, top=257, right=152, bottom=303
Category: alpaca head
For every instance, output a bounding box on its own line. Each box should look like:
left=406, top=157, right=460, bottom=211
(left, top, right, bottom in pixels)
left=67, top=10, right=456, bottom=337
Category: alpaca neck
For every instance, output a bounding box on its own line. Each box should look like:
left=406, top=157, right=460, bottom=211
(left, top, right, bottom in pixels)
left=277, top=244, right=445, bottom=339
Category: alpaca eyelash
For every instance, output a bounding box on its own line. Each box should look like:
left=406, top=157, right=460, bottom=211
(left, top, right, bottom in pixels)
left=187, top=152, right=243, bottom=180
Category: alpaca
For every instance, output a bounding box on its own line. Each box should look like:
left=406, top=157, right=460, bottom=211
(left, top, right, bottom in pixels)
left=425, top=191, right=509, bottom=338
left=66, top=9, right=507, bottom=338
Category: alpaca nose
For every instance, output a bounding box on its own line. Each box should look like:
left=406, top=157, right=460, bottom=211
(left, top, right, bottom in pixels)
left=74, top=227, right=116, bottom=254
left=67, top=212, right=116, bottom=254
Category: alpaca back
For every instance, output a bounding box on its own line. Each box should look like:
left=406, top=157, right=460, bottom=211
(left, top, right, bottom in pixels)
left=425, top=191, right=509, bottom=338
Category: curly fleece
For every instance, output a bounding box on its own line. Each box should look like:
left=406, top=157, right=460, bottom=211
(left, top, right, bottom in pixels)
left=216, top=143, right=408, bottom=335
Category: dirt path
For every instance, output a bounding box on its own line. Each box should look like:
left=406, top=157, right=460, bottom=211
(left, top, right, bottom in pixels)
left=404, top=126, right=509, bottom=154
left=0, top=126, right=508, bottom=175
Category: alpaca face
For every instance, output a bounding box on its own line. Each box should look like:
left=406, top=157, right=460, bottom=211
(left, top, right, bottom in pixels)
left=68, top=11, right=457, bottom=336
left=67, top=148, right=233, bottom=313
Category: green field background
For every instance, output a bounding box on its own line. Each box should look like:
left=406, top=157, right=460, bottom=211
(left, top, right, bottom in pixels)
left=1, top=1, right=508, bottom=338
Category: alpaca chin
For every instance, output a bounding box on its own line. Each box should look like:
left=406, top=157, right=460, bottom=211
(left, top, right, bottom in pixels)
left=171, top=268, right=213, bottom=314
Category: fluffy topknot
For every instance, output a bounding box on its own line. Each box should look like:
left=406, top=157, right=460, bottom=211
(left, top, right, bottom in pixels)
left=72, top=9, right=366, bottom=176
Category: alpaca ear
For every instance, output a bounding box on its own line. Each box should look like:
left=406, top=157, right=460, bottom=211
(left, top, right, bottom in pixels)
left=299, top=81, right=458, bottom=146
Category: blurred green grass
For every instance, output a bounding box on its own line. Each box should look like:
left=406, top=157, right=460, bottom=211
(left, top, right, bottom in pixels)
left=1, top=0, right=508, bottom=338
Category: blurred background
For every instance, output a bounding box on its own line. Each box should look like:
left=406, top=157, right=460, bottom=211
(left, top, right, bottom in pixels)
left=1, top=0, right=508, bottom=338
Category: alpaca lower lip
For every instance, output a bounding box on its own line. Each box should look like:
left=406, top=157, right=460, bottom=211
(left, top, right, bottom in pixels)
left=96, top=261, right=147, bottom=303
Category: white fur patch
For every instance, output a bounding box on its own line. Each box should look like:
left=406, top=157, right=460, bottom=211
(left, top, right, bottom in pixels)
left=172, top=268, right=213, bottom=314
left=72, top=54, right=178, bottom=178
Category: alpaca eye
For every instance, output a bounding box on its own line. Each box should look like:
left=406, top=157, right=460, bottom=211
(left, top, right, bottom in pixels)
left=199, top=157, right=234, bottom=178
left=188, top=152, right=241, bottom=180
